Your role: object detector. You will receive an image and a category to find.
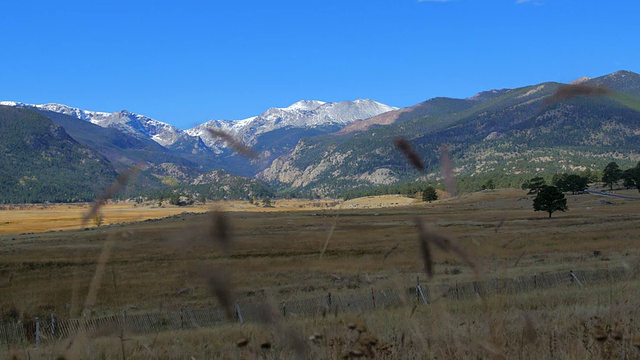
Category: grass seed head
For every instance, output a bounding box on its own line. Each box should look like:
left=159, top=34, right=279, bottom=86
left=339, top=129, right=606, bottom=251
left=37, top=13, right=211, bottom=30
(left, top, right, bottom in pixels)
left=206, top=128, right=258, bottom=158
left=611, top=330, right=623, bottom=341
left=359, top=333, right=378, bottom=346
left=199, top=265, right=236, bottom=319
left=416, top=218, right=478, bottom=275
left=82, top=166, right=139, bottom=226
left=439, top=146, right=457, bottom=196
left=255, top=302, right=280, bottom=325
left=415, top=218, right=434, bottom=277
left=355, top=322, right=367, bottom=334
left=209, top=210, right=231, bottom=251
left=522, top=313, right=537, bottom=344
left=394, top=137, right=425, bottom=171
left=281, top=325, right=308, bottom=360
left=593, top=325, right=608, bottom=342
left=545, top=84, right=611, bottom=105
left=236, top=337, right=249, bottom=348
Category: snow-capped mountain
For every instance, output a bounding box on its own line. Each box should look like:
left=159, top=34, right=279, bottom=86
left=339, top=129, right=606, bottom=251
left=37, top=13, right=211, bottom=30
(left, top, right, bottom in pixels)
left=1, top=99, right=396, bottom=155
left=187, top=99, right=397, bottom=149
left=0, top=101, right=113, bottom=122
left=0, top=101, right=183, bottom=147
left=94, top=110, right=183, bottom=146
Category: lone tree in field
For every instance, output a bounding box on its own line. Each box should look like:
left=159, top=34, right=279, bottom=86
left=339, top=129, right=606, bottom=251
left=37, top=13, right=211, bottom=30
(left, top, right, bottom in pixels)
left=602, top=161, right=622, bottom=190
left=533, top=185, right=568, bottom=218
left=422, top=186, right=438, bottom=202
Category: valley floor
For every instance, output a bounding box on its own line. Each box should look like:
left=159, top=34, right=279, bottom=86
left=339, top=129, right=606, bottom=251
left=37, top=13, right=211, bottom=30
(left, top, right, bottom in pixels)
left=1, top=188, right=639, bottom=358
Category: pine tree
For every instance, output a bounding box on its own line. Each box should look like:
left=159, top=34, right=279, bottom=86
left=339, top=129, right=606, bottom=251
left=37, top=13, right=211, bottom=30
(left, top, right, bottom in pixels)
left=533, top=186, right=568, bottom=218
left=602, top=162, right=622, bottom=190
left=522, top=176, right=546, bottom=195
left=422, top=186, right=438, bottom=202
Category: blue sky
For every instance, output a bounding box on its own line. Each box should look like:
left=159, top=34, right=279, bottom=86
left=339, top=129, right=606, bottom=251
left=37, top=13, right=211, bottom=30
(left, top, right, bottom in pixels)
left=1, top=0, right=638, bottom=129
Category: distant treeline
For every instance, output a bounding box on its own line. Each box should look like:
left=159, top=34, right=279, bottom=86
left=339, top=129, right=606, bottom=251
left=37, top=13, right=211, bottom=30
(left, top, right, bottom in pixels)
left=342, top=182, right=430, bottom=200
left=120, top=181, right=276, bottom=204
left=337, top=161, right=640, bottom=202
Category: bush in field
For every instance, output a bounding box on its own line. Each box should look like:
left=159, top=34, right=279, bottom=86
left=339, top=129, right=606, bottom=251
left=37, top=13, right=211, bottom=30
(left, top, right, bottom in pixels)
left=422, top=186, right=438, bottom=202
left=93, top=212, right=104, bottom=227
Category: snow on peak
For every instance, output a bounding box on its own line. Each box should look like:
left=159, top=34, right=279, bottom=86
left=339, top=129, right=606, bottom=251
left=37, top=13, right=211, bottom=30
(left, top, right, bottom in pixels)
left=4, top=98, right=396, bottom=151
left=0, top=100, right=21, bottom=106
left=284, top=100, right=326, bottom=111
left=187, top=98, right=396, bottom=149
left=0, top=101, right=112, bottom=121
left=36, top=103, right=112, bottom=121
left=0, top=101, right=183, bottom=146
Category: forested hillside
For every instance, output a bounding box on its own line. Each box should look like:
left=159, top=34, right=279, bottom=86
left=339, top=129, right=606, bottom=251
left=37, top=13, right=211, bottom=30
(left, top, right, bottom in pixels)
left=0, top=106, right=117, bottom=203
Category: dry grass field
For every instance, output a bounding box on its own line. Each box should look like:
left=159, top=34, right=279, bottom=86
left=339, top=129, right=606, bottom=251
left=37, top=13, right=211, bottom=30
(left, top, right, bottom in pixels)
left=1, top=188, right=639, bottom=359
left=0, top=199, right=341, bottom=235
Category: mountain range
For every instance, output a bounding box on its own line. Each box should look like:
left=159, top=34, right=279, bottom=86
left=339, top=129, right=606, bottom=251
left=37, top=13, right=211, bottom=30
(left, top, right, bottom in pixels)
left=258, top=70, right=640, bottom=196
left=2, top=70, right=640, bottom=202
left=0, top=99, right=395, bottom=175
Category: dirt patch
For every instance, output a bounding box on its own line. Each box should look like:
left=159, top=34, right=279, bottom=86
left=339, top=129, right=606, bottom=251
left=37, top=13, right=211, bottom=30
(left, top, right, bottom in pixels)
left=338, top=195, right=418, bottom=209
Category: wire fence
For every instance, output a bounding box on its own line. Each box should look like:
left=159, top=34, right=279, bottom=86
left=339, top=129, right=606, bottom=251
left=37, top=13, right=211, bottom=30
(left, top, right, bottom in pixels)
left=0, top=266, right=633, bottom=347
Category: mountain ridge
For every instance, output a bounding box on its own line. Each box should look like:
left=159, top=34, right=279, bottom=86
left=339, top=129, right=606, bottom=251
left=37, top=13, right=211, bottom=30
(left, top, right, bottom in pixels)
left=257, top=70, right=640, bottom=196
left=0, top=98, right=396, bottom=150
left=3, top=69, right=640, bottom=202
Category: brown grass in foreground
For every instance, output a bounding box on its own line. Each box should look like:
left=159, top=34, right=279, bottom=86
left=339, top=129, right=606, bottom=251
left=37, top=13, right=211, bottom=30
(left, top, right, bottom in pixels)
left=3, top=281, right=639, bottom=359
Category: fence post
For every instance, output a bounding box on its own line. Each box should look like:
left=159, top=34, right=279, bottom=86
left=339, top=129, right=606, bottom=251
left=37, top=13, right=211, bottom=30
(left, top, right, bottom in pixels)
left=371, top=288, right=376, bottom=309
left=281, top=301, right=286, bottom=318
left=416, top=276, right=428, bottom=304
left=123, top=310, right=127, bottom=335
left=570, top=270, right=584, bottom=288
left=51, top=313, right=56, bottom=338
left=327, top=292, right=332, bottom=308
left=35, top=317, right=40, bottom=349
left=235, top=302, right=244, bottom=326
left=3, top=322, right=9, bottom=350
left=180, top=308, right=184, bottom=329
